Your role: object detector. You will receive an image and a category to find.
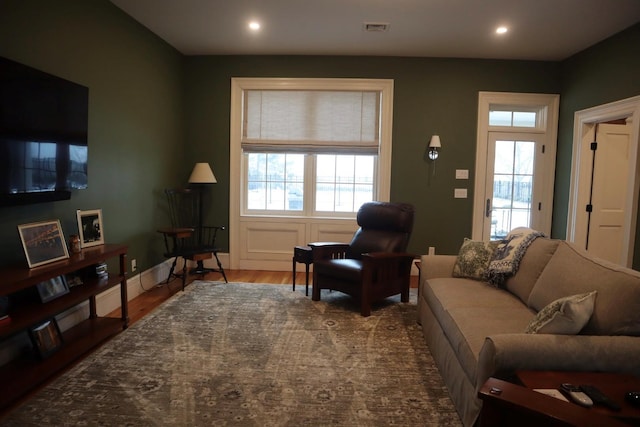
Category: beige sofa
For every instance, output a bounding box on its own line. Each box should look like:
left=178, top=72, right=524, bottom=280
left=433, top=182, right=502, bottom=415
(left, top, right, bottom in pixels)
left=418, top=237, right=640, bottom=426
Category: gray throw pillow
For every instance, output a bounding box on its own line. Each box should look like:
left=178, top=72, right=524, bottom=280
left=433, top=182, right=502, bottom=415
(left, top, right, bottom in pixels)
left=452, top=238, right=499, bottom=281
left=525, top=291, right=597, bottom=334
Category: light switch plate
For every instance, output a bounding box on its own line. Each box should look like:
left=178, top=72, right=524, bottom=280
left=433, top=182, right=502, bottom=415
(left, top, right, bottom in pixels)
left=455, top=169, right=469, bottom=179
left=454, top=188, right=468, bottom=198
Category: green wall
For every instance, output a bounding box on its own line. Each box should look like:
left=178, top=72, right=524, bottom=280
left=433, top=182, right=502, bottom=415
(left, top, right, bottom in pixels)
left=184, top=56, right=560, bottom=255
left=555, top=23, right=640, bottom=268
left=0, top=0, right=638, bottom=272
left=0, top=0, right=185, bottom=271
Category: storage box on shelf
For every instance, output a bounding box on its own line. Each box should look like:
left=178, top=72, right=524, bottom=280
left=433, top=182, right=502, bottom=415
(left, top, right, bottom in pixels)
left=0, top=243, right=129, bottom=411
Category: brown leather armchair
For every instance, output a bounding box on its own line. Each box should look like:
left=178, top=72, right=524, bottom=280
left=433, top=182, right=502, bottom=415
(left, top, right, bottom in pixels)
left=310, top=201, right=415, bottom=316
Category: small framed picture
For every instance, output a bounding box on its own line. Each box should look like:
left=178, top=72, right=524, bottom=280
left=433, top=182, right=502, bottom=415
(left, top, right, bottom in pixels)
left=36, top=275, right=70, bottom=303
left=77, top=209, right=104, bottom=248
left=18, top=220, right=69, bottom=268
left=29, top=319, right=63, bottom=359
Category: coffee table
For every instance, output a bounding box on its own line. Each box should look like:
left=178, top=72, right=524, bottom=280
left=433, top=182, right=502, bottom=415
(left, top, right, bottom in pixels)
left=478, top=371, right=640, bottom=427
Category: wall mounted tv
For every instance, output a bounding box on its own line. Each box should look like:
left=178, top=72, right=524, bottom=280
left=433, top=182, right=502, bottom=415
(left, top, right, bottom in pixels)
left=0, top=56, right=88, bottom=206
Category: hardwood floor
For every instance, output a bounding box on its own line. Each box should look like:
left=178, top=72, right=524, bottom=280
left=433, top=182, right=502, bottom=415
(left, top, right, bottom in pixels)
left=116, top=270, right=303, bottom=325
left=113, top=269, right=419, bottom=326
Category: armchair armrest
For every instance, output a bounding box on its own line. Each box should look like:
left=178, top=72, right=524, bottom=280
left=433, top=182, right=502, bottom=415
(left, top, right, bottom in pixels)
left=199, top=225, right=225, bottom=249
left=308, top=242, right=350, bottom=261
left=157, top=227, right=194, bottom=238
left=477, top=334, right=640, bottom=390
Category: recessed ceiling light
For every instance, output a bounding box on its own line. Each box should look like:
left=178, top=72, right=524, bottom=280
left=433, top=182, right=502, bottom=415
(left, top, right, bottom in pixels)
left=496, top=26, right=508, bottom=35
left=249, top=21, right=261, bottom=31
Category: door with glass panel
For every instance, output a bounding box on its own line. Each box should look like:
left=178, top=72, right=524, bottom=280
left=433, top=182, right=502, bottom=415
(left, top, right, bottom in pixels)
left=484, top=132, right=545, bottom=240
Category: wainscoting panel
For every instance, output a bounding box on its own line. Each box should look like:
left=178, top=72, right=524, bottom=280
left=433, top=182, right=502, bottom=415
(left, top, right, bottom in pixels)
left=237, top=217, right=357, bottom=270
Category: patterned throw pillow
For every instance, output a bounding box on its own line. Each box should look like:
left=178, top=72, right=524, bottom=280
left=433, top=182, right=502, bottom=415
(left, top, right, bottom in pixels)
left=525, top=291, right=597, bottom=334
left=452, top=238, right=499, bottom=281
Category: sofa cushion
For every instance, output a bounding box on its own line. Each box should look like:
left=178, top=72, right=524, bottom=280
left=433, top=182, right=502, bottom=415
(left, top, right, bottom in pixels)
left=529, top=241, right=640, bottom=336
left=424, top=277, right=534, bottom=384
left=525, top=291, right=597, bottom=334
left=504, top=238, right=560, bottom=304
left=452, top=238, right=499, bottom=281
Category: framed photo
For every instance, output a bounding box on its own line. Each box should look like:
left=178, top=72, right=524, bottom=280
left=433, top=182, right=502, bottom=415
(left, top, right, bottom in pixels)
left=36, top=275, right=70, bottom=303
left=29, top=319, right=63, bottom=359
left=18, top=220, right=69, bottom=268
left=77, top=209, right=104, bottom=248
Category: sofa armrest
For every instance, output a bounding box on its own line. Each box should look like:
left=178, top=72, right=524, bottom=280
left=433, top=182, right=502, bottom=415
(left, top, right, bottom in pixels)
left=420, top=254, right=457, bottom=279
left=477, top=334, right=640, bottom=390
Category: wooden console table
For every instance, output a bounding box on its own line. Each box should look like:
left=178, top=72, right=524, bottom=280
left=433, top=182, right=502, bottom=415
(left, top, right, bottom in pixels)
left=0, top=243, right=129, bottom=412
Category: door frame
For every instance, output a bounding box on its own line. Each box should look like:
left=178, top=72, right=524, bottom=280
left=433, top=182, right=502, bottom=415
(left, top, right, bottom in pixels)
left=566, top=95, right=640, bottom=267
left=472, top=92, right=559, bottom=240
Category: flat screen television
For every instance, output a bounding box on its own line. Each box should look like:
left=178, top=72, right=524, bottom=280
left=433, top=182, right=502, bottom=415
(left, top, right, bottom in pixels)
left=0, top=56, right=88, bottom=206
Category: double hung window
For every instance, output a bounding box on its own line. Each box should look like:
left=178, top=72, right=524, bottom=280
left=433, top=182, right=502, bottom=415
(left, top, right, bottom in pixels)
left=238, top=79, right=393, bottom=217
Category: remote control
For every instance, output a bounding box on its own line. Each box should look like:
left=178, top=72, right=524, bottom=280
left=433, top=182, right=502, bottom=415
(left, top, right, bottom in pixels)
left=561, top=383, right=593, bottom=407
left=580, top=385, right=621, bottom=411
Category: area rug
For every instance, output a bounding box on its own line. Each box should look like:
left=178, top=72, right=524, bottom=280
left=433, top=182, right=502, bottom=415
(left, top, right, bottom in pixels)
left=1, top=282, right=462, bottom=426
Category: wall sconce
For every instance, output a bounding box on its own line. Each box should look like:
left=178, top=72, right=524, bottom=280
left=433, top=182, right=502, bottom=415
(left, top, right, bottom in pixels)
left=428, top=135, right=441, bottom=161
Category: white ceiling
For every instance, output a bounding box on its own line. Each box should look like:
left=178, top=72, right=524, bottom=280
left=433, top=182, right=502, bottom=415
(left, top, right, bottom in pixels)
left=110, top=0, right=640, bottom=61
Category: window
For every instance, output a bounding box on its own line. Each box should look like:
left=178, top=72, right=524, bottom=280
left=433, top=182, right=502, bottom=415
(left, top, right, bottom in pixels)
left=237, top=79, right=393, bottom=217
left=489, top=110, right=537, bottom=127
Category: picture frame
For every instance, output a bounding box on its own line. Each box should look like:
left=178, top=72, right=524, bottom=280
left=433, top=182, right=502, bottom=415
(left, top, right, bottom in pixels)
left=18, top=220, right=69, bottom=268
left=36, top=275, right=70, bottom=303
left=29, top=318, right=63, bottom=359
left=77, top=209, right=104, bottom=248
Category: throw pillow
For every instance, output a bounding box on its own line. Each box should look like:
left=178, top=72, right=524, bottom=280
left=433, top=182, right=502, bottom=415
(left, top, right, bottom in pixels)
left=452, top=238, right=499, bottom=281
left=525, top=291, right=597, bottom=334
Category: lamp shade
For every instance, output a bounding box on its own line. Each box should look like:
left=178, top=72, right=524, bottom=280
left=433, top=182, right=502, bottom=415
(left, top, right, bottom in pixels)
left=429, top=135, right=442, bottom=148
left=188, top=162, right=217, bottom=184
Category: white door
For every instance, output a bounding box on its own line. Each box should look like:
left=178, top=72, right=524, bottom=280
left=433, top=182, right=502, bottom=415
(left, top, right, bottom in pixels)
left=573, top=122, right=632, bottom=264
left=483, top=132, right=546, bottom=240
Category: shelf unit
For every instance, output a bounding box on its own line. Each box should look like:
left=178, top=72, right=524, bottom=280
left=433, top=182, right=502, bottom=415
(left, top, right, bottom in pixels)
left=0, top=243, right=129, bottom=411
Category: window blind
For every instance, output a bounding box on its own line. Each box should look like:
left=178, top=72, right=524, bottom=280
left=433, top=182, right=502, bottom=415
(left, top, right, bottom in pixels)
left=242, top=90, right=380, bottom=154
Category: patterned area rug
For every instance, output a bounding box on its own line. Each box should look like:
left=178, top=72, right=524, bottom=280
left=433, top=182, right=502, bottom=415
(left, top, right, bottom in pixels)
left=2, top=282, right=461, bottom=426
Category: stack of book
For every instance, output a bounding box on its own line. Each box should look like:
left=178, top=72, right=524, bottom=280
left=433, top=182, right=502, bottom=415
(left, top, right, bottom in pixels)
left=94, top=262, right=108, bottom=279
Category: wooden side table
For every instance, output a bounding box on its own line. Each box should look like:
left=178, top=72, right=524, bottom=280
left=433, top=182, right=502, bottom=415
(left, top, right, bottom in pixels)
left=292, top=245, right=313, bottom=296
left=478, top=375, right=637, bottom=427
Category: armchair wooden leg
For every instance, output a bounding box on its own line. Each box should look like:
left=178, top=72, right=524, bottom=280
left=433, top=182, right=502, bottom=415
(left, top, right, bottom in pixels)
left=360, top=302, right=371, bottom=317
left=312, top=271, right=321, bottom=301
left=180, top=258, right=188, bottom=291
left=213, top=251, right=228, bottom=283
left=166, top=257, right=179, bottom=284
left=401, top=285, right=410, bottom=303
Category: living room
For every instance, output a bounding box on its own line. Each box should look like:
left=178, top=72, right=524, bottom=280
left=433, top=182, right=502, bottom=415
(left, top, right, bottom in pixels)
left=1, top=0, right=640, bottom=425
left=0, top=0, right=638, bottom=277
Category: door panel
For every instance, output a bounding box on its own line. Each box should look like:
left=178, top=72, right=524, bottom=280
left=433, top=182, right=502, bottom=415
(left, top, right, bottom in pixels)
left=585, top=123, right=631, bottom=264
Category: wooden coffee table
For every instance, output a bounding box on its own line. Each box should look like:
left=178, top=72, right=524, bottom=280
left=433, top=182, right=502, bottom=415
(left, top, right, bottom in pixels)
left=479, top=371, right=640, bottom=427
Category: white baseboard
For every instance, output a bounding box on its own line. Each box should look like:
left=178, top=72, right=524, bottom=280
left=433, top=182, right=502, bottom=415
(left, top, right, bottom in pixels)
left=56, top=258, right=175, bottom=330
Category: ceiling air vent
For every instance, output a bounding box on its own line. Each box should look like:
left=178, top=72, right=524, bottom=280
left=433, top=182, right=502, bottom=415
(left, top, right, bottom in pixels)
left=363, top=22, right=390, bottom=32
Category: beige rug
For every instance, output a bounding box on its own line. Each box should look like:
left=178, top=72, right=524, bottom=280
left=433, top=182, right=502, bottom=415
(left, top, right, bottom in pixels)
left=1, top=281, right=461, bottom=426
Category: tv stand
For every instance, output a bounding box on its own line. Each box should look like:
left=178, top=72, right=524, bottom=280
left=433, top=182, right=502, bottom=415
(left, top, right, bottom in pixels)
left=0, top=244, right=129, bottom=412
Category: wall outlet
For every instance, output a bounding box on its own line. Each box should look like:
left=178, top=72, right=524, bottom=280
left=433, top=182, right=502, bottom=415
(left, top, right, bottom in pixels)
left=428, top=246, right=435, bottom=255
left=131, top=259, right=137, bottom=272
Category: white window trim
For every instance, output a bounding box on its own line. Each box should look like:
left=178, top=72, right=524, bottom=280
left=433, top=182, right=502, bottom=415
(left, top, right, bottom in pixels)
left=472, top=91, right=559, bottom=240
left=229, top=78, right=393, bottom=269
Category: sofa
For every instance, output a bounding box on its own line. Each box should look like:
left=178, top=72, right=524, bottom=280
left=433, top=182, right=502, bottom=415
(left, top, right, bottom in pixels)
left=418, top=233, right=640, bottom=426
